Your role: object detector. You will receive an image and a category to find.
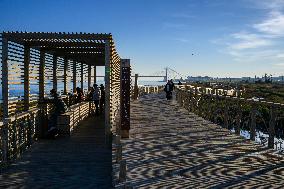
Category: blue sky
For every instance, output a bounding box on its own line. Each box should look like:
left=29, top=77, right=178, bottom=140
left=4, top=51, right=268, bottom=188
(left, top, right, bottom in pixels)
left=1, top=0, right=284, bottom=78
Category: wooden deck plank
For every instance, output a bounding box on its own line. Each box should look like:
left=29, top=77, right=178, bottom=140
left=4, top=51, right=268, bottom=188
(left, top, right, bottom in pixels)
left=0, top=115, right=112, bottom=189
left=122, top=93, right=284, bottom=188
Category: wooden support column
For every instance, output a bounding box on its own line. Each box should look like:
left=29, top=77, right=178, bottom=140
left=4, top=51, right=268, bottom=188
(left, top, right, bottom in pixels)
left=250, top=102, right=257, bottom=141
left=73, top=61, right=76, bottom=92
left=120, top=59, right=131, bottom=138
left=93, top=65, right=97, bottom=84
left=53, top=55, right=57, bottom=91
left=88, top=64, right=91, bottom=88
left=105, top=40, right=111, bottom=145
left=133, top=74, right=138, bottom=99
left=1, top=37, right=9, bottom=163
left=24, top=45, right=30, bottom=111
left=81, top=63, right=84, bottom=90
left=2, top=38, right=9, bottom=119
left=268, top=104, right=276, bottom=148
left=39, top=51, right=45, bottom=100
left=63, top=57, right=68, bottom=94
left=38, top=50, right=46, bottom=138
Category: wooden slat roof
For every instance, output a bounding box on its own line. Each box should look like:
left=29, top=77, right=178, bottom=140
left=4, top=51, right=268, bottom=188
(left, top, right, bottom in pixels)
left=1, top=32, right=117, bottom=66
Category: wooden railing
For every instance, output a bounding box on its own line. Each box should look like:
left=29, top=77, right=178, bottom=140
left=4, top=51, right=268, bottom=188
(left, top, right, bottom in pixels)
left=176, top=87, right=284, bottom=151
left=176, top=84, right=243, bottom=97
left=132, top=85, right=164, bottom=99
left=0, top=101, right=96, bottom=167
left=1, top=108, right=40, bottom=166
left=57, top=101, right=94, bottom=135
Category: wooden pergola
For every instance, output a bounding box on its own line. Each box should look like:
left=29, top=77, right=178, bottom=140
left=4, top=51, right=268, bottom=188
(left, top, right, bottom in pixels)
left=0, top=32, right=131, bottom=144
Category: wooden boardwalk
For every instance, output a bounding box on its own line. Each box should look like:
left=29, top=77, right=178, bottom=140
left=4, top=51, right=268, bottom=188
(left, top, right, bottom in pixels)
left=0, top=116, right=112, bottom=189
left=122, top=93, right=284, bottom=188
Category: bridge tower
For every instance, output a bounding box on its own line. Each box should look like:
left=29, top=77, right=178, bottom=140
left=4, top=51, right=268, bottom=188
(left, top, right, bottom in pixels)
left=164, top=67, right=168, bottom=82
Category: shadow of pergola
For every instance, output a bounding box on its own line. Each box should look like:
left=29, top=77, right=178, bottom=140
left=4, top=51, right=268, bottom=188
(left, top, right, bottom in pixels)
left=122, top=93, right=284, bottom=188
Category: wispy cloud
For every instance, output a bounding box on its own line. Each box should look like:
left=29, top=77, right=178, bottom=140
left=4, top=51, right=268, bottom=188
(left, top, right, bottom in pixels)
left=162, top=22, right=187, bottom=29
left=253, top=11, right=284, bottom=36
left=171, top=13, right=195, bottom=19
left=174, top=38, right=190, bottom=43
left=229, top=32, right=272, bottom=50
left=249, top=0, right=284, bottom=10
left=214, top=0, right=284, bottom=64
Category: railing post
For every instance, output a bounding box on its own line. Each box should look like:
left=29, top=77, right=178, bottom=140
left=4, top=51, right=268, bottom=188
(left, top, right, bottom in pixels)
left=133, top=74, right=138, bottom=100
left=235, top=99, right=241, bottom=135
left=1, top=119, right=9, bottom=164
left=119, top=160, right=127, bottom=183
left=250, top=102, right=257, bottom=141
left=116, top=144, right=122, bottom=163
left=268, top=104, right=276, bottom=148
left=224, top=97, right=229, bottom=129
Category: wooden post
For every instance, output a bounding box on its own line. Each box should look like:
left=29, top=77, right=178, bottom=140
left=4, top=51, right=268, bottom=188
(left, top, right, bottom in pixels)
left=81, top=63, right=84, bottom=90
left=39, top=51, right=45, bottom=100
left=53, top=55, right=57, bottom=91
left=88, top=64, right=91, bottom=88
left=224, top=98, right=229, bottom=129
left=105, top=40, right=111, bottom=145
left=119, top=160, right=127, bottom=183
left=235, top=99, right=241, bottom=135
left=2, top=37, right=9, bottom=119
left=93, top=65, right=97, bottom=84
left=116, top=144, right=122, bottom=163
left=133, top=74, right=138, bottom=99
left=1, top=37, right=10, bottom=158
left=268, top=104, right=276, bottom=148
left=73, top=61, right=76, bottom=93
left=250, top=102, right=257, bottom=141
left=63, top=57, right=68, bottom=94
left=120, top=59, right=131, bottom=138
left=1, top=119, right=9, bottom=163
left=39, top=50, right=46, bottom=138
left=24, top=45, right=30, bottom=111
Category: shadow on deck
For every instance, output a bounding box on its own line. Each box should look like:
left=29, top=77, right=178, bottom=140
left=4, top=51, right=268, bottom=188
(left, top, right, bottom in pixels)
left=0, top=115, right=112, bottom=188
left=122, top=93, right=284, bottom=188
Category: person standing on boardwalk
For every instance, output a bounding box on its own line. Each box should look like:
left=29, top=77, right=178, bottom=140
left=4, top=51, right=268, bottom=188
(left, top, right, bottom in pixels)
left=169, top=79, right=175, bottom=91
left=93, top=84, right=100, bottom=115
left=99, top=84, right=105, bottom=114
left=164, top=80, right=172, bottom=100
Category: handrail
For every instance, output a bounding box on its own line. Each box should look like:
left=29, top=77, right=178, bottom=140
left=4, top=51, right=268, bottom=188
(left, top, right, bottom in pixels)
left=176, top=87, right=284, bottom=151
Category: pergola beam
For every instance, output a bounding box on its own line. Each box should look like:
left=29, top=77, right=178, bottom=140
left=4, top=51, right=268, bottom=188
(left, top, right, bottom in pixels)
left=3, top=32, right=112, bottom=41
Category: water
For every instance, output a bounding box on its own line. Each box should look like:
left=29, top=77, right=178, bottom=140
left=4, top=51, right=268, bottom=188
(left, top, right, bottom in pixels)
left=137, top=81, right=166, bottom=86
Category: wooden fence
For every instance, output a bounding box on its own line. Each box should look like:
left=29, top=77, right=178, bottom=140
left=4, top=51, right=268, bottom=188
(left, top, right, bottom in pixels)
left=176, top=86, right=284, bottom=151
